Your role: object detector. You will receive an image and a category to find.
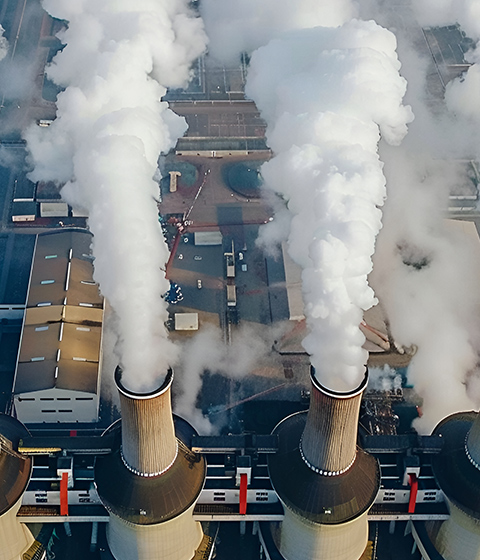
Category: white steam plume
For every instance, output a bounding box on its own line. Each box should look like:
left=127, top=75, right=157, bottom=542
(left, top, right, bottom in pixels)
left=0, top=25, right=8, bottom=61
left=175, top=324, right=278, bottom=434
left=24, top=0, right=207, bottom=392
left=361, top=0, right=480, bottom=432
left=246, top=21, right=413, bottom=391
left=199, top=0, right=358, bottom=63
left=413, top=0, right=480, bottom=130
left=371, top=148, right=480, bottom=433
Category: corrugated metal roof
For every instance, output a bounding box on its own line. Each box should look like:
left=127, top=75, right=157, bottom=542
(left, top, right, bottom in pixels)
left=14, top=231, right=103, bottom=399
left=15, top=360, right=98, bottom=394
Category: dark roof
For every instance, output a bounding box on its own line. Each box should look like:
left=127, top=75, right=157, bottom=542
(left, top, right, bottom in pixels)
left=432, top=411, right=480, bottom=519
left=11, top=201, right=36, bottom=216
left=15, top=359, right=99, bottom=394
left=268, top=411, right=380, bottom=525
left=0, top=414, right=32, bottom=516
left=95, top=419, right=206, bottom=525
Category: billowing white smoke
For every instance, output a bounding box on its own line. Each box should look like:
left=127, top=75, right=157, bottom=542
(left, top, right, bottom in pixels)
left=0, top=26, right=8, bottom=61
left=413, top=0, right=480, bottom=39
left=364, top=0, right=480, bottom=432
left=413, top=0, right=480, bottom=126
left=24, top=0, right=207, bottom=391
left=175, top=324, right=279, bottom=434
left=246, top=20, right=413, bottom=391
left=199, top=0, right=359, bottom=62
left=371, top=148, right=480, bottom=432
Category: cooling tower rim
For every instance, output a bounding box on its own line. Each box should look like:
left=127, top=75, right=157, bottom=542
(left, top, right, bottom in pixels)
left=268, top=410, right=380, bottom=524
left=94, top=415, right=206, bottom=525
left=0, top=414, right=33, bottom=516
left=115, top=366, right=173, bottom=400
left=310, top=366, right=368, bottom=399
left=432, top=410, right=480, bottom=520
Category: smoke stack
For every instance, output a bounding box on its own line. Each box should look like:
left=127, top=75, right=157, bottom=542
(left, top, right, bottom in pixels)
left=0, top=414, right=34, bottom=560
left=431, top=411, right=480, bottom=560
left=300, top=371, right=367, bottom=476
left=266, top=368, right=379, bottom=560
left=115, top=367, right=177, bottom=476
left=95, top=369, right=207, bottom=560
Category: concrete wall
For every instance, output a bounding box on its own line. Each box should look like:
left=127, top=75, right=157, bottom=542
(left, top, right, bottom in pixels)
left=15, top=387, right=99, bottom=423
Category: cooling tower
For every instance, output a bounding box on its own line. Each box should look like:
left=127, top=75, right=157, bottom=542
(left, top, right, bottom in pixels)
left=267, top=368, right=380, bottom=560
left=95, top=368, right=206, bottom=560
left=431, top=410, right=480, bottom=560
left=0, top=414, right=34, bottom=560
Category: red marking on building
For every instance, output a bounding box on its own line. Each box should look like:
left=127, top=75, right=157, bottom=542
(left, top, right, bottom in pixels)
left=239, top=473, right=247, bottom=515
left=60, top=472, right=69, bottom=516
left=408, top=473, right=418, bottom=514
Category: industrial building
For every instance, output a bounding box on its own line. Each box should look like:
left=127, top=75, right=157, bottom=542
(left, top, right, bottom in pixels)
left=12, top=231, right=104, bottom=424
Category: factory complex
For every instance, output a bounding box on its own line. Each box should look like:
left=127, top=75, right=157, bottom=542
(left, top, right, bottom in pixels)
left=1, top=2, right=480, bottom=560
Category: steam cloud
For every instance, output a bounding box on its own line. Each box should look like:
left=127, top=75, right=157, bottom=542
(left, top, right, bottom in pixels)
left=199, top=0, right=358, bottom=63
left=361, top=0, right=480, bottom=432
left=175, top=324, right=283, bottom=434
left=24, top=0, right=207, bottom=391
left=245, top=21, right=412, bottom=391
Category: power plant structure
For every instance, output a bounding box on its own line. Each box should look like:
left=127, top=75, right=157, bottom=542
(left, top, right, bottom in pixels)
left=0, top=415, right=34, bottom=560
left=262, top=367, right=380, bottom=560
left=429, top=409, right=480, bottom=560
left=95, top=367, right=209, bottom=560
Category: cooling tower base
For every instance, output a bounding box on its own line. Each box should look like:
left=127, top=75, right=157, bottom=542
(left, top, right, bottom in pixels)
left=107, top=505, right=204, bottom=560
left=0, top=498, right=34, bottom=560
left=274, top=505, right=370, bottom=560
left=435, top=500, right=480, bottom=560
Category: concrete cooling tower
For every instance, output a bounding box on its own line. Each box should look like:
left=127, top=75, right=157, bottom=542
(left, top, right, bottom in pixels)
left=431, top=410, right=480, bottom=560
left=95, top=368, right=207, bottom=560
left=0, top=414, right=34, bottom=560
left=266, top=368, right=380, bottom=560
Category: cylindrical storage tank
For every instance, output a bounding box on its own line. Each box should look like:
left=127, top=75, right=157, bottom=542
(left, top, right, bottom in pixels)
left=435, top=500, right=480, bottom=560
left=276, top=505, right=369, bottom=560
left=107, top=504, right=203, bottom=560
left=0, top=498, right=35, bottom=560
left=267, top=368, right=380, bottom=560
left=300, top=368, right=367, bottom=475
left=115, top=367, right=177, bottom=476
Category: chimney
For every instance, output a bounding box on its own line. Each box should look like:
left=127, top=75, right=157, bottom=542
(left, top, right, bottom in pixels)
left=265, top=367, right=380, bottom=560
left=115, top=367, right=177, bottom=477
left=300, top=368, right=368, bottom=476
left=95, top=369, right=207, bottom=560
